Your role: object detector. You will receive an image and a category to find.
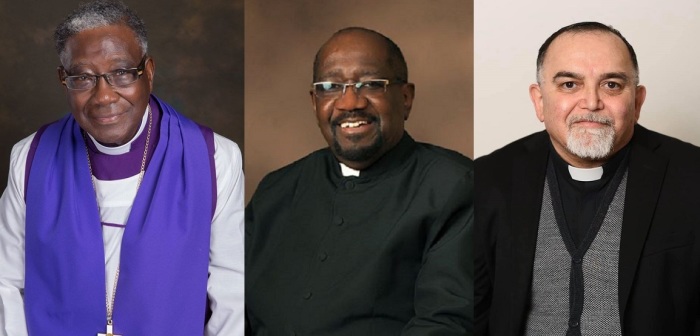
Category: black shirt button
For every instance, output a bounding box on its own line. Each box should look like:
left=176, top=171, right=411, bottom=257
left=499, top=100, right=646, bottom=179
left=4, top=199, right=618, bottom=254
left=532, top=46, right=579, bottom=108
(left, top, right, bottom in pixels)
left=333, top=216, right=344, bottom=226
left=344, top=180, right=355, bottom=190
left=570, top=320, right=580, bottom=327
left=303, top=292, right=312, bottom=300
left=319, top=252, right=328, bottom=261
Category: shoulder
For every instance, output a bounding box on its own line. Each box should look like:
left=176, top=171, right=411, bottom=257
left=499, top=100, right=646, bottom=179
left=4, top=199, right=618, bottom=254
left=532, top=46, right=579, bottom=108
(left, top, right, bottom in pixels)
left=212, top=132, right=242, bottom=166
left=413, top=142, right=474, bottom=180
left=254, top=148, right=329, bottom=194
left=10, top=133, right=36, bottom=162
left=210, top=133, right=243, bottom=196
left=475, top=130, right=548, bottom=181
left=476, top=131, right=548, bottom=167
left=633, top=124, right=700, bottom=162
left=9, top=133, right=36, bottom=174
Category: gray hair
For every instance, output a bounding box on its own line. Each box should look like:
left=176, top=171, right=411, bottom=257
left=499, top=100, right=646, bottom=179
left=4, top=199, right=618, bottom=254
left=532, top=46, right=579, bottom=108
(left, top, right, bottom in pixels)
left=536, top=22, right=639, bottom=85
left=54, top=0, right=148, bottom=66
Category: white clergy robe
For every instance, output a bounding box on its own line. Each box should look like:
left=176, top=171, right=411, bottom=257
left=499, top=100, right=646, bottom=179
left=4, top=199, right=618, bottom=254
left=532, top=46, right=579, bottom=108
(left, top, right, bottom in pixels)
left=0, top=110, right=244, bottom=335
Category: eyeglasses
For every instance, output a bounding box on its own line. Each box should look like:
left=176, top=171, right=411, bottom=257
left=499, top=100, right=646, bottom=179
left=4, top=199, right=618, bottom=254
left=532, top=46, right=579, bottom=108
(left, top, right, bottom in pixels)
left=60, top=55, right=148, bottom=90
left=311, top=79, right=404, bottom=99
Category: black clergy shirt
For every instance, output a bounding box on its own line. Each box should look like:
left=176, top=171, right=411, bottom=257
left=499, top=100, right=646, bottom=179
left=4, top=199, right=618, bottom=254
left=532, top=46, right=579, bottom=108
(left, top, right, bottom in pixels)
left=551, top=144, right=630, bottom=247
left=245, top=133, right=473, bottom=335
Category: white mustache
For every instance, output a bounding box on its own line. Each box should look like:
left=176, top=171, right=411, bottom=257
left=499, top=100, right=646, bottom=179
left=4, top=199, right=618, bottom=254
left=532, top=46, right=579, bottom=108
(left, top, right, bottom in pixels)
left=567, top=113, right=613, bottom=127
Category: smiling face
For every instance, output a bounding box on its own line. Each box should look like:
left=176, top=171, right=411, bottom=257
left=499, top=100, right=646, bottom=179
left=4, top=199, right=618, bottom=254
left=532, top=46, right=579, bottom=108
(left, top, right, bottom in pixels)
left=311, top=30, right=414, bottom=170
left=530, top=31, right=646, bottom=168
left=60, top=24, right=154, bottom=146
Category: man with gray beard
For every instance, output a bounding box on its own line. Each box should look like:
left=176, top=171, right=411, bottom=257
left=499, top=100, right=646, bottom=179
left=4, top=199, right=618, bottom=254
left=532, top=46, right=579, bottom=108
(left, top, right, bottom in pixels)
left=475, top=22, right=700, bottom=335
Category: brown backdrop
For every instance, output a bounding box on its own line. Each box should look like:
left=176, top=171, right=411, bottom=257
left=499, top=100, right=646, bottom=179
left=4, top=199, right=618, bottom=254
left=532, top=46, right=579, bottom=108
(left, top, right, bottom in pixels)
left=245, top=0, right=474, bottom=201
left=0, top=0, right=243, bottom=191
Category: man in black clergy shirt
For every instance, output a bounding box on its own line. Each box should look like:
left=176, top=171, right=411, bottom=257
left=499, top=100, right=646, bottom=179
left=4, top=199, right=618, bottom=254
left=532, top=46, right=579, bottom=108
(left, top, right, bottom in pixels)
left=246, top=27, right=473, bottom=335
left=475, top=22, right=700, bottom=335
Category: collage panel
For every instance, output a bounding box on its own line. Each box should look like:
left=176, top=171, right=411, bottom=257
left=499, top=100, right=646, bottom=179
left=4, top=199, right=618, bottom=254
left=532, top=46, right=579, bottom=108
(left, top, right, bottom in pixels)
left=475, top=0, right=700, bottom=334
left=245, top=0, right=474, bottom=334
left=0, top=0, right=244, bottom=334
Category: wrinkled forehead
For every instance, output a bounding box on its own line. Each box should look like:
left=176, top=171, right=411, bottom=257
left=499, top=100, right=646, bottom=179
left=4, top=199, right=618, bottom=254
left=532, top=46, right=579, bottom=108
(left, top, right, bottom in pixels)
left=543, top=31, right=632, bottom=66
left=541, top=31, right=634, bottom=74
left=63, top=24, right=142, bottom=66
left=316, top=32, right=393, bottom=80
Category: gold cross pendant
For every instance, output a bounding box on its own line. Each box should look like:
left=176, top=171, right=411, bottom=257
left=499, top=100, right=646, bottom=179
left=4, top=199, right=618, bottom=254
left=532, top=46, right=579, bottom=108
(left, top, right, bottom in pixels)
left=98, top=322, right=122, bottom=336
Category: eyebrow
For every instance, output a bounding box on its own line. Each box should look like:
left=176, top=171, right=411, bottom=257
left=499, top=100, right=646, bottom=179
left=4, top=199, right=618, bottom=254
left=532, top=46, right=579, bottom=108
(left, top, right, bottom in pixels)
left=320, top=69, right=383, bottom=81
left=600, top=72, right=630, bottom=82
left=552, top=71, right=583, bottom=82
left=552, top=71, right=630, bottom=82
left=67, top=58, right=135, bottom=73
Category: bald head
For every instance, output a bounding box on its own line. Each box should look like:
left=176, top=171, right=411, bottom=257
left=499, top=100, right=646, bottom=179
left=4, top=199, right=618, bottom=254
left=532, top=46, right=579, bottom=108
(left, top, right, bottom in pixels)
left=312, top=27, right=408, bottom=83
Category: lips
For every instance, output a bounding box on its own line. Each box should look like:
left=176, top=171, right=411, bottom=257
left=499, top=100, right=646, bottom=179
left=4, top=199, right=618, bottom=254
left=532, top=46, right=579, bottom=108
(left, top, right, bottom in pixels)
left=90, top=109, right=127, bottom=125
left=568, top=113, right=613, bottom=128
left=340, top=120, right=369, bottom=128
left=94, top=114, right=121, bottom=124
left=332, top=110, right=377, bottom=127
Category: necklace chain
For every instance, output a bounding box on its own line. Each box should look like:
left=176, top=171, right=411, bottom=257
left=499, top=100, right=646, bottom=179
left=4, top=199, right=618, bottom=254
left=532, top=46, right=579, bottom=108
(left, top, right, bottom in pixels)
left=83, top=108, right=152, bottom=325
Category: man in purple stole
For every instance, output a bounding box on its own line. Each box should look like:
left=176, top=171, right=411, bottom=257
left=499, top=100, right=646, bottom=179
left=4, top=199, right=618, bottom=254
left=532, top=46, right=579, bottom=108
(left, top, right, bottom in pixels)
left=0, top=1, right=244, bottom=335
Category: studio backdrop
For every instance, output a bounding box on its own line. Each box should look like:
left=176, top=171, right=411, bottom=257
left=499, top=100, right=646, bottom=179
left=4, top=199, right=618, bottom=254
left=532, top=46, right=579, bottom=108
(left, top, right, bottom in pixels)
left=0, top=0, right=243, bottom=191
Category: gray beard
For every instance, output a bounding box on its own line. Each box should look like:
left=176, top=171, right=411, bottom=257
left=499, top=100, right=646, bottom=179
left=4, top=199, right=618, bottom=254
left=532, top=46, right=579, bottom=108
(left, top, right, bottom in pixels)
left=566, top=125, right=615, bottom=160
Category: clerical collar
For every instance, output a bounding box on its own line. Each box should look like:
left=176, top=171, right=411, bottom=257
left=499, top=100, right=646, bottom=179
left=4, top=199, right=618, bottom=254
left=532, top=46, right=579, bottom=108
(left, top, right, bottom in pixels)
left=330, top=132, right=417, bottom=182
left=549, top=142, right=630, bottom=184
left=339, top=163, right=360, bottom=177
left=87, top=105, right=150, bottom=156
left=567, top=165, right=603, bottom=182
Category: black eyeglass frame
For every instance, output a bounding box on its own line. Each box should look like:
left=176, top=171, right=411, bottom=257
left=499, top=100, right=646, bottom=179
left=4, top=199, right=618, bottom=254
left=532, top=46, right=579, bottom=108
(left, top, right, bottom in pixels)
left=59, top=54, right=149, bottom=91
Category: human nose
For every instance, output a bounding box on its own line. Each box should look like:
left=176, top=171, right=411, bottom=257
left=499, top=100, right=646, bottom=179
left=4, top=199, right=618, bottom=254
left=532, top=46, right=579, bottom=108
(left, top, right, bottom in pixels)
left=92, top=75, right=119, bottom=104
left=334, top=84, right=368, bottom=111
left=579, top=86, right=604, bottom=111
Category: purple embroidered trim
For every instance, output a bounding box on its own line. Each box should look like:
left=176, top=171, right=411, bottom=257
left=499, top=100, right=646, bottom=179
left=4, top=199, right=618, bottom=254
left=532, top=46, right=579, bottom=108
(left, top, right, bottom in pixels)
left=101, top=222, right=126, bottom=228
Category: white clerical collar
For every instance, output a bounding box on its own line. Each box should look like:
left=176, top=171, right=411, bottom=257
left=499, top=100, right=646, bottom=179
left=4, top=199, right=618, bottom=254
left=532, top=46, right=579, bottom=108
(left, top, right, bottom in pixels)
left=568, top=165, right=604, bottom=182
left=339, top=163, right=360, bottom=177
left=87, top=105, right=150, bottom=156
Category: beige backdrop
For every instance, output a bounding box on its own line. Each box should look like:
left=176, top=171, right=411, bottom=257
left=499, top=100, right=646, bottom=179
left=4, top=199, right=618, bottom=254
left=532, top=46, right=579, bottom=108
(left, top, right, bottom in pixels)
left=245, top=0, right=474, bottom=201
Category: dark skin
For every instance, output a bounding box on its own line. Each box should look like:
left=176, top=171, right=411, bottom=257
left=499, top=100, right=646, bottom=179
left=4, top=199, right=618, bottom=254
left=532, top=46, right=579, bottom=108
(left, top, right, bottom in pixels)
left=310, top=30, right=415, bottom=170
left=58, top=24, right=155, bottom=146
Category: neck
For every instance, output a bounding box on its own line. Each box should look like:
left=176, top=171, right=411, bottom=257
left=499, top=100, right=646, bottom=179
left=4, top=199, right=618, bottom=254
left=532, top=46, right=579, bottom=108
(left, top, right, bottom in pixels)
left=87, top=106, right=150, bottom=155
left=551, top=141, right=610, bottom=169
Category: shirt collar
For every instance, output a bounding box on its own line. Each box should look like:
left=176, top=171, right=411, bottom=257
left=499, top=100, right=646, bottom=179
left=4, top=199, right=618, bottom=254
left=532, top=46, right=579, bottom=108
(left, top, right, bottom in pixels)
left=549, top=141, right=630, bottom=184
left=87, top=105, right=150, bottom=155
left=339, top=163, right=360, bottom=177
left=329, top=132, right=417, bottom=182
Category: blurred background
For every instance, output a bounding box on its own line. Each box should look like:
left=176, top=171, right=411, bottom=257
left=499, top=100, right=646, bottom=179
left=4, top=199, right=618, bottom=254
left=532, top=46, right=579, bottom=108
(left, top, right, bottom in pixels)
left=0, top=0, right=243, bottom=191
left=245, top=0, right=473, bottom=201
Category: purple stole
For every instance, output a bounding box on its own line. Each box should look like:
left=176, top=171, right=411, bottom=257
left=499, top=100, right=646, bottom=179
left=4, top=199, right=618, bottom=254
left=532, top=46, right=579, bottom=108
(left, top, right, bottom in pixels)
left=25, top=95, right=213, bottom=335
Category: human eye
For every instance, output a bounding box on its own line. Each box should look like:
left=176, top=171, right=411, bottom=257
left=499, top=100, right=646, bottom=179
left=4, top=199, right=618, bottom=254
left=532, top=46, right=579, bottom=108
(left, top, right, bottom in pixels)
left=561, top=81, right=577, bottom=89
left=64, top=74, right=95, bottom=90
left=72, top=74, right=93, bottom=83
left=602, top=81, right=623, bottom=90
left=109, top=68, right=139, bottom=86
left=315, top=82, right=343, bottom=93
left=113, top=69, right=128, bottom=76
left=359, top=80, right=387, bottom=91
left=67, top=74, right=95, bottom=87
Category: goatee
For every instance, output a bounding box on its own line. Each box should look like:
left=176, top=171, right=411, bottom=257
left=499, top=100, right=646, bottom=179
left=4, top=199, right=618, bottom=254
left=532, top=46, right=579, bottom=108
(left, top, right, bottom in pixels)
left=566, top=113, right=615, bottom=160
